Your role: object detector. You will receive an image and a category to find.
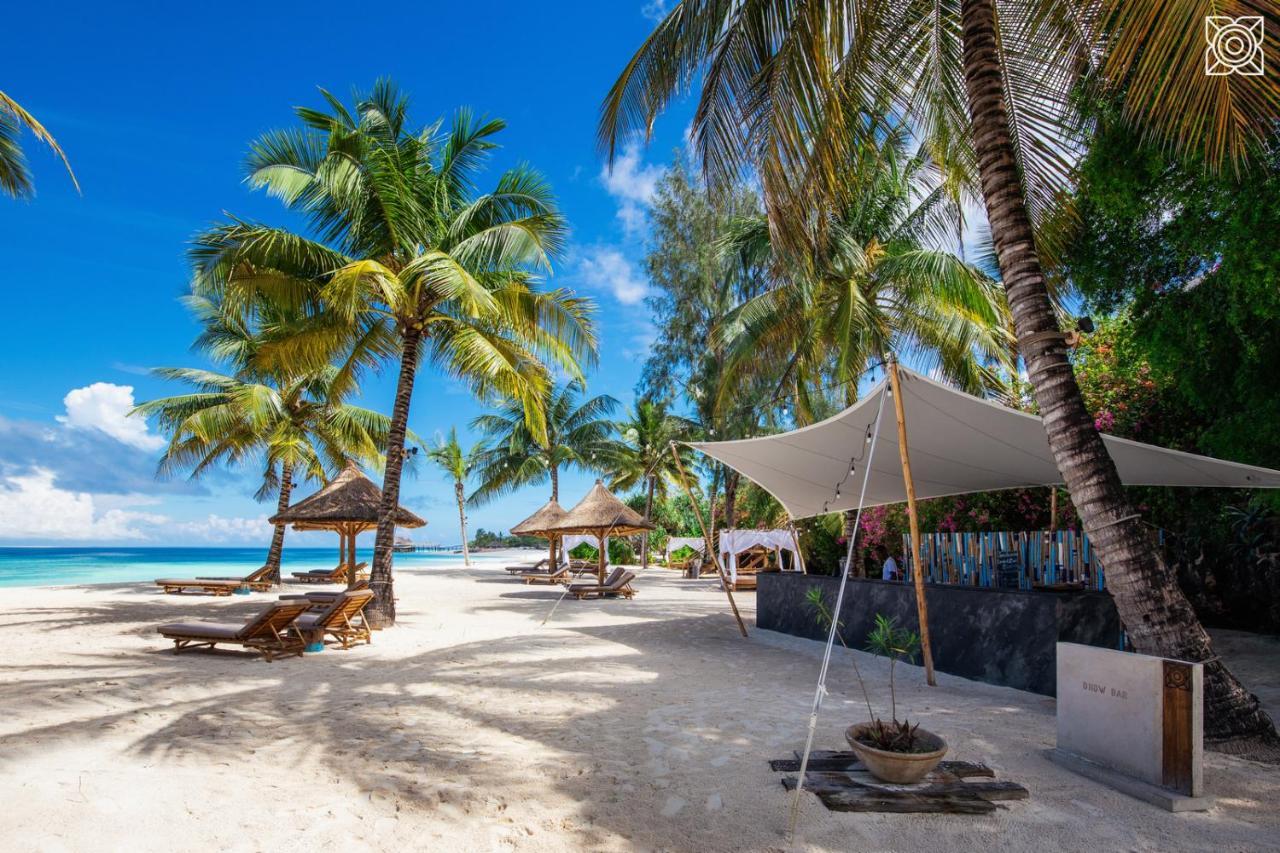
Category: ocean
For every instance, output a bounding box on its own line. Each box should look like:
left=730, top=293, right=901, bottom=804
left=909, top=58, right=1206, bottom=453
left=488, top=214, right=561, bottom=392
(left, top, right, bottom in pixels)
left=0, top=547, right=482, bottom=588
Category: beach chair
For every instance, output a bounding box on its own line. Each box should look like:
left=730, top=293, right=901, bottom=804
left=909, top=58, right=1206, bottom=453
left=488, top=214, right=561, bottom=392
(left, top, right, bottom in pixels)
left=191, top=564, right=276, bottom=591
left=504, top=558, right=550, bottom=574
left=156, top=575, right=258, bottom=596
left=295, top=589, right=375, bottom=650
left=290, top=561, right=368, bottom=584
left=568, top=569, right=637, bottom=600
left=157, top=600, right=309, bottom=661
left=523, top=563, right=572, bottom=585
left=278, top=578, right=369, bottom=608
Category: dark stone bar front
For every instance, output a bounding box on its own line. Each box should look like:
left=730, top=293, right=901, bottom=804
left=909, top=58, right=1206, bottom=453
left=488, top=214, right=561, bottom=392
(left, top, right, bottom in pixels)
left=756, top=573, right=1122, bottom=696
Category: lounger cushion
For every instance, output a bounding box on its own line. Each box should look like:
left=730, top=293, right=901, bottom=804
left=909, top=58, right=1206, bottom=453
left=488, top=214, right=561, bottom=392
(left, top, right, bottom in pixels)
left=157, top=622, right=246, bottom=640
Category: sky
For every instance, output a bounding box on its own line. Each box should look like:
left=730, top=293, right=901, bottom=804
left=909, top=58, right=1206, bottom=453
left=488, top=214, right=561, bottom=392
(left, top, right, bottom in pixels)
left=0, top=0, right=698, bottom=547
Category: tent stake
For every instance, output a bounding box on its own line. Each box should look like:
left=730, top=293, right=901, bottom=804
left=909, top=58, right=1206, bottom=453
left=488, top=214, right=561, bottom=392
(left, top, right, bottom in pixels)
left=669, top=442, right=748, bottom=638
left=888, top=359, right=937, bottom=686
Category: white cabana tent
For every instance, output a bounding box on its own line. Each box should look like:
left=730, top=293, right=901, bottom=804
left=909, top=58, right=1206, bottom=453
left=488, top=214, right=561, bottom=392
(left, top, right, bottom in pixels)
left=718, top=528, right=805, bottom=584
left=686, top=362, right=1280, bottom=827
left=663, top=536, right=705, bottom=564
left=689, top=366, right=1280, bottom=519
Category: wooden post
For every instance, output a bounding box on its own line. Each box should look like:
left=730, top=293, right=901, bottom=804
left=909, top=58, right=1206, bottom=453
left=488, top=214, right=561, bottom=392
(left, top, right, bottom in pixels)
left=669, top=442, right=749, bottom=638
left=888, top=360, right=937, bottom=687
left=339, top=529, right=347, bottom=569
left=1049, top=486, right=1058, bottom=533
left=597, top=533, right=607, bottom=583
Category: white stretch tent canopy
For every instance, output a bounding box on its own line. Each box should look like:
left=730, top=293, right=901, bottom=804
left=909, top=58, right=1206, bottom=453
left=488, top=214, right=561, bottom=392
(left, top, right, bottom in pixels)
left=664, top=536, right=705, bottom=562
left=718, top=529, right=804, bottom=582
left=689, top=366, right=1280, bottom=520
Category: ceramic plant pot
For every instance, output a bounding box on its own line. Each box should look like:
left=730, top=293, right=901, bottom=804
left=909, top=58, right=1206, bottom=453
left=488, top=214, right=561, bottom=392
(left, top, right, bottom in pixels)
left=845, top=722, right=948, bottom=784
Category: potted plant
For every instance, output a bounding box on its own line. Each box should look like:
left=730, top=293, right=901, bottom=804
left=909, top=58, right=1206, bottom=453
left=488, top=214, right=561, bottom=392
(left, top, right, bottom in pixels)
left=807, top=591, right=949, bottom=784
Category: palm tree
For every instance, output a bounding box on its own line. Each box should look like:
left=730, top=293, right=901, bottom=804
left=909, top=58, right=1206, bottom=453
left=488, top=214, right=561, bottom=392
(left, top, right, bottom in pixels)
left=470, top=380, right=618, bottom=506
left=191, top=81, right=596, bottom=626
left=1, top=90, right=78, bottom=198
left=426, top=428, right=477, bottom=566
left=606, top=399, right=695, bottom=567
left=600, top=1, right=1280, bottom=745
left=717, top=124, right=1013, bottom=415
left=133, top=295, right=395, bottom=585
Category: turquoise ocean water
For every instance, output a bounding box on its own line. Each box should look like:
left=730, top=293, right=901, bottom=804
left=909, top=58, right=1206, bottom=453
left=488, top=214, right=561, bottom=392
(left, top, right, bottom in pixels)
left=0, top=547, right=479, bottom=588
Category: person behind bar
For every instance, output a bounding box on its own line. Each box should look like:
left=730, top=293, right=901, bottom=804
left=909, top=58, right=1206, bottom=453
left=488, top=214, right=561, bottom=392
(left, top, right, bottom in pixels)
left=875, top=544, right=900, bottom=581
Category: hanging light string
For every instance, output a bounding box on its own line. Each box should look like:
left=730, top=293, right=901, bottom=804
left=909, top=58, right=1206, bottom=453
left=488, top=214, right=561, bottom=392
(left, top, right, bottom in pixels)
left=821, top=421, right=877, bottom=514
left=788, top=383, right=890, bottom=839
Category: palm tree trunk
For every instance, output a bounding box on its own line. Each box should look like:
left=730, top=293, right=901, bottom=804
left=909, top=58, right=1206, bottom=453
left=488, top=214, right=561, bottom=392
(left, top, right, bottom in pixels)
left=456, top=480, right=471, bottom=566
left=724, top=471, right=739, bottom=531
left=961, top=0, right=1275, bottom=747
left=549, top=460, right=559, bottom=501
left=369, top=326, right=422, bottom=629
left=264, top=462, right=293, bottom=586
left=642, top=475, right=655, bottom=569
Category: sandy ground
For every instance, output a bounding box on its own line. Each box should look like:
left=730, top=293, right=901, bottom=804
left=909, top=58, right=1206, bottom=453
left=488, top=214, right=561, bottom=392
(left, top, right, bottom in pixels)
left=1, top=555, right=1278, bottom=852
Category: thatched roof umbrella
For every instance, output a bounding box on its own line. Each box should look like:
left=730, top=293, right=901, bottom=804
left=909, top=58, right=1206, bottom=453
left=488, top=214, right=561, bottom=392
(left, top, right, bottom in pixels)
left=510, top=499, right=568, bottom=570
left=270, top=461, right=426, bottom=587
left=548, top=480, right=655, bottom=582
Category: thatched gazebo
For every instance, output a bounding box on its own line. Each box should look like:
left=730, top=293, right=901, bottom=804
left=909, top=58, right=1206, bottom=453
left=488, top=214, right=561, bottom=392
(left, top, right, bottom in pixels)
left=510, top=499, right=568, bottom=571
left=270, top=461, right=426, bottom=587
left=548, top=480, right=654, bottom=582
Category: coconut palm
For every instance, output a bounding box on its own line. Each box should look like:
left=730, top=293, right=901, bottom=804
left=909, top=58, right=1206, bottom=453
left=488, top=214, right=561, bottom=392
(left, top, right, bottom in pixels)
left=0, top=89, right=77, bottom=198
left=191, top=81, right=596, bottom=626
left=470, top=380, right=618, bottom=506
left=605, top=399, right=695, bottom=568
left=717, top=124, right=1014, bottom=416
left=133, top=295, right=396, bottom=585
left=426, top=427, right=477, bottom=566
left=600, top=1, right=1280, bottom=745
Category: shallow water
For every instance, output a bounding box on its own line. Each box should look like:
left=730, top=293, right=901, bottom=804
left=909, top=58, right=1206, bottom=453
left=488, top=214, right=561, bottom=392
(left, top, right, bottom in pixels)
left=0, top=546, right=485, bottom=588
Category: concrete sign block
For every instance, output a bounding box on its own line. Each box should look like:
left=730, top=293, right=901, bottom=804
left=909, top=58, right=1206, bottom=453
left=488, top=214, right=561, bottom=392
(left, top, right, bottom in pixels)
left=1048, top=642, right=1211, bottom=811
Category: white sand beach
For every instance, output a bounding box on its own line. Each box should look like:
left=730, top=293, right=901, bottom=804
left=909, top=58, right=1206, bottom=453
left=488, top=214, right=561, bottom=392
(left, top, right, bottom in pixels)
left=2, top=556, right=1278, bottom=852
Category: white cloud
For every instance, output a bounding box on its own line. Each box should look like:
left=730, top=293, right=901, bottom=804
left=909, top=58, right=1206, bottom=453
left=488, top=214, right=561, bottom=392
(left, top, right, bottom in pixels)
left=576, top=247, right=650, bottom=305
left=170, top=514, right=272, bottom=542
left=641, top=0, right=669, bottom=22
left=56, top=382, right=164, bottom=451
left=600, top=143, right=664, bottom=236
left=0, top=468, right=164, bottom=540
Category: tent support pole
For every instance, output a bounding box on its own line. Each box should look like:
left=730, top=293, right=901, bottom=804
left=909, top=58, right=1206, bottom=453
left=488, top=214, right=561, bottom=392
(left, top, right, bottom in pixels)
left=888, top=359, right=937, bottom=687
left=669, top=442, right=748, bottom=638
left=787, top=386, right=889, bottom=840
left=788, top=521, right=807, bottom=574
left=1049, top=487, right=1058, bottom=533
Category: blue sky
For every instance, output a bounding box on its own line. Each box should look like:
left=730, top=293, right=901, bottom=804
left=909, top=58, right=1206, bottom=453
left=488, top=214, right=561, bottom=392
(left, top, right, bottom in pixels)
left=0, top=0, right=695, bottom=546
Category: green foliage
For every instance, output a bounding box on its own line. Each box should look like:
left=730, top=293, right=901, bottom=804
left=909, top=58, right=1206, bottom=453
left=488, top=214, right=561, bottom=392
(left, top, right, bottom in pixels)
left=864, top=614, right=920, bottom=664
left=608, top=538, right=636, bottom=565
left=469, top=380, right=617, bottom=506
left=0, top=90, right=78, bottom=198
left=471, top=528, right=541, bottom=548
left=1063, top=123, right=1280, bottom=469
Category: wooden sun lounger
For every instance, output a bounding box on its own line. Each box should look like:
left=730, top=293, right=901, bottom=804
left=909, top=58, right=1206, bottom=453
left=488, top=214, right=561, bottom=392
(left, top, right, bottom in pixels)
left=290, top=561, right=368, bottom=584
left=505, top=558, right=550, bottom=574
left=191, top=564, right=276, bottom=591
left=295, top=589, right=375, bottom=650
left=156, top=576, right=258, bottom=596
left=157, top=600, right=310, bottom=661
left=523, top=564, right=572, bottom=584
left=568, top=569, right=637, bottom=600
left=279, top=578, right=369, bottom=608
